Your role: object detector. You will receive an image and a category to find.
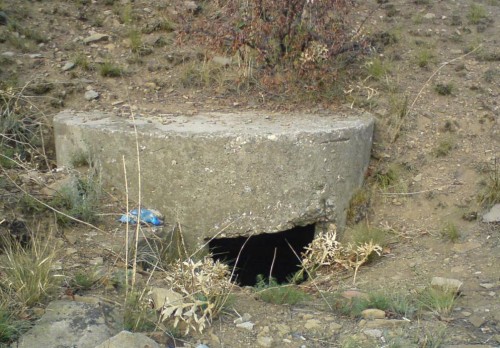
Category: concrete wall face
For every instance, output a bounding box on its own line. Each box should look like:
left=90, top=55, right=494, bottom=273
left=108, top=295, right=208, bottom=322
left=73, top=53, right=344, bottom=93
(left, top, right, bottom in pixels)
left=54, top=110, right=373, bottom=245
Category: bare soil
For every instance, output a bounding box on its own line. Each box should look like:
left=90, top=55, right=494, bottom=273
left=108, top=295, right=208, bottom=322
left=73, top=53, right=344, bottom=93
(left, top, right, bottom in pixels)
left=0, top=0, right=499, bottom=347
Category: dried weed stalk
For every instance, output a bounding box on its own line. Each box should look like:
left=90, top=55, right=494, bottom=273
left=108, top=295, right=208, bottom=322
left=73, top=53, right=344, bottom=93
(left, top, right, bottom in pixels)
left=160, top=257, right=232, bottom=335
left=301, top=225, right=382, bottom=285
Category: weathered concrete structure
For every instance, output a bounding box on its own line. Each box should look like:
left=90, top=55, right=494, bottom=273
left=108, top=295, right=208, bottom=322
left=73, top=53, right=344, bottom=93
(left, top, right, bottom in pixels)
left=54, top=110, right=373, bottom=246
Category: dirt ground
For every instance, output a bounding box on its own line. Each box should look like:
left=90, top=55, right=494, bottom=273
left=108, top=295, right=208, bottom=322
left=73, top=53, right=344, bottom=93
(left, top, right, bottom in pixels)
left=0, top=0, right=499, bottom=347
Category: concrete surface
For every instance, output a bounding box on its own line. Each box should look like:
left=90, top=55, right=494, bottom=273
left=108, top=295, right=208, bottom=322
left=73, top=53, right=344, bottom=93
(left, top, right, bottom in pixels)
left=54, top=110, right=373, bottom=246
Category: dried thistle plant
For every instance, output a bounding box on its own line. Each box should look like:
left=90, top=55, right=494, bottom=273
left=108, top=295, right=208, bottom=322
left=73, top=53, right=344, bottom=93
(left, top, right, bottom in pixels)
left=300, top=224, right=382, bottom=285
left=160, top=257, right=232, bottom=335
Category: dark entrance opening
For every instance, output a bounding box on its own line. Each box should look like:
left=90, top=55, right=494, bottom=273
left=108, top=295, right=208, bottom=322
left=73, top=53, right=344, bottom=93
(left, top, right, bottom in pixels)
left=208, top=224, right=315, bottom=286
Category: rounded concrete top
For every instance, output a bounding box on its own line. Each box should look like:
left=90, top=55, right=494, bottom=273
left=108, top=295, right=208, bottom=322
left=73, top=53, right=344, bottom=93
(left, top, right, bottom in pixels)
left=56, top=110, right=373, bottom=136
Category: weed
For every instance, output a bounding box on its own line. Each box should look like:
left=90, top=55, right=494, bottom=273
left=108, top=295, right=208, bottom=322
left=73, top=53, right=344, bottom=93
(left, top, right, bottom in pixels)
left=333, top=291, right=415, bottom=319
left=71, top=269, right=101, bottom=291
left=365, top=57, right=390, bottom=80
left=0, top=304, right=29, bottom=344
left=70, top=151, right=90, bottom=168
left=73, top=52, right=92, bottom=71
left=374, top=163, right=401, bottom=190
left=450, top=14, right=462, bottom=26
left=0, top=235, right=60, bottom=306
left=434, top=136, right=455, bottom=157
left=440, top=222, right=460, bottom=242
left=127, top=29, right=142, bottom=54
left=435, top=83, right=454, bottom=95
left=417, top=287, right=457, bottom=316
left=123, top=291, right=157, bottom=332
left=0, top=145, right=17, bottom=168
left=50, top=168, right=102, bottom=225
left=142, top=18, right=176, bottom=34
left=99, top=61, right=124, bottom=77
left=254, top=276, right=309, bottom=305
left=478, top=158, right=500, bottom=208
left=416, top=48, right=434, bottom=68
left=17, top=194, right=47, bottom=214
left=467, top=4, right=488, bottom=24
left=346, top=224, right=388, bottom=249
left=118, top=3, right=134, bottom=25
left=346, top=187, right=371, bottom=225
left=160, top=257, right=232, bottom=334
left=413, top=323, right=447, bottom=347
left=179, top=61, right=224, bottom=89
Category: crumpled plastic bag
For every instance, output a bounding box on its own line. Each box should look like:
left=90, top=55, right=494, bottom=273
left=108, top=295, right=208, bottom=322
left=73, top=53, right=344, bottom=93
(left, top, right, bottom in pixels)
left=119, top=208, right=163, bottom=226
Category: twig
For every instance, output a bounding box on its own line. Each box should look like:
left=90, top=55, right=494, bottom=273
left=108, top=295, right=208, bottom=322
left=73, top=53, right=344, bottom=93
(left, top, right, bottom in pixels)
left=379, top=184, right=453, bottom=196
left=123, top=155, right=130, bottom=299
left=268, top=247, right=277, bottom=285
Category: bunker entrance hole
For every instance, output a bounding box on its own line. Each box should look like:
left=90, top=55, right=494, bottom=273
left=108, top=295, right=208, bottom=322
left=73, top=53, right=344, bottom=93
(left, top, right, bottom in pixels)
left=208, top=224, right=316, bottom=287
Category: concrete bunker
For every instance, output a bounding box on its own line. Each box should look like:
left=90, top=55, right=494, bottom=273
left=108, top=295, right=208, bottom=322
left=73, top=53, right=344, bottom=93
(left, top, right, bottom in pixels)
left=208, top=224, right=316, bottom=286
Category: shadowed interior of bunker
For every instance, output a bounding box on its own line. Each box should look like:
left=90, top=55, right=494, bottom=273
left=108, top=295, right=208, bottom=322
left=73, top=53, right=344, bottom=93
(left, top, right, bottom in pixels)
left=208, top=225, right=316, bottom=286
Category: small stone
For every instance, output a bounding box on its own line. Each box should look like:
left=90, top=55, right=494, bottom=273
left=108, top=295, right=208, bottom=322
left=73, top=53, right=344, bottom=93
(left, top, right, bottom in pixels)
left=236, top=322, right=254, bottom=331
left=90, top=257, right=103, bottom=266
left=29, top=53, right=42, bottom=59
left=413, top=173, right=422, bottom=182
left=361, top=309, right=386, bottom=320
left=462, top=311, right=472, bottom=317
left=62, top=62, right=76, bottom=71
left=480, top=283, right=495, bottom=289
left=84, top=90, right=99, bottom=101
left=363, top=329, right=383, bottom=338
left=483, top=204, right=500, bottom=223
left=212, top=56, right=232, bottom=66
left=65, top=248, right=77, bottom=255
left=148, top=288, right=183, bottom=310
left=83, top=33, right=109, bottom=44
left=233, top=313, right=252, bottom=324
left=304, top=319, right=321, bottom=330
left=257, top=336, right=273, bottom=347
left=329, top=322, right=343, bottom=331
left=2, top=51, right=14, bottom=57
left=431, top=276, right=463, bottom=294
left=424, top=13, right=436, bottom=19
left=468, top=315, right=486, bottom=328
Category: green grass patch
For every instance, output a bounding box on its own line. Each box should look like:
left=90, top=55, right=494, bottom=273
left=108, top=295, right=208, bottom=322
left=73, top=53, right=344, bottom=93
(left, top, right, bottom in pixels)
left=99, top=61, right=124, bottom=77
left=417, top=286, right=457, bottom=316
left=255, top=276, right=309, bottom=305
left=434, top=136, right=455, bottom=157
left=435, top=83, right=454, bottom=96
left=440, top=222, right=461, bottom=242
left=123, top=291, right=158, bottom=332
left=416, top=48, right=434, bottom=68
left=467, top=3, right=488, bottom=24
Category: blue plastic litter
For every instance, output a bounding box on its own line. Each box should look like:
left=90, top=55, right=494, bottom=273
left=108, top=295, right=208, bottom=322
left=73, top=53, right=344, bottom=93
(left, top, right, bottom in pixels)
left=195, top=345, right=209, bottom=348
left=119, top=208, right=163, bottom=226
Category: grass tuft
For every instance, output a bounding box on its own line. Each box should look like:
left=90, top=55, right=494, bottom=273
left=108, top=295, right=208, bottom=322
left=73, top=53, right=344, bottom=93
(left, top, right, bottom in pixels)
left=478, top=158, right=500, bottom=208
left=440, top=222, right=461, bottom=242
left=435, top=83, right=454, bottom=96
left=467, top=3, right=488, bottom=24
left=417, top=287, right=457, bottom=316
left=99, top=61, right=124, bottom=77
left=255, top=276, right=309, bottom=305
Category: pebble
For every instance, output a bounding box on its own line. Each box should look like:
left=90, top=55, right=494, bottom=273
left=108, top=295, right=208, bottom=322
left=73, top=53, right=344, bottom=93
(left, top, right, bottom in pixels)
left=483, top=204, right=500, bottom=223
left=304, top=319, right=321, bottom=330
left=361, top=309, right=386, bottom=320
left=257, top=336, right=273, bottom=347
left=90, top=257, right=103, bottom=266
left=363, top=329, right=383, bottom=338
left=431, top=277, right=463, bottom=294
left=84, top=90, right=99, bottom=101
left=83, top=33, right=109, bottom=44
left=424, top=13, right=436, bottom=19
left=363, top=319, right=410, bottom=329
left=480, top=283, right=495, bottom=289
left=236, top=322, right=254, bottom=331
left=62, top=62, right=76, bottom=71
left=2, top=51, right=15, bottom=57
left=233, top=313, right=252, bottom=324
left=468, top=315, right=486, bottom=328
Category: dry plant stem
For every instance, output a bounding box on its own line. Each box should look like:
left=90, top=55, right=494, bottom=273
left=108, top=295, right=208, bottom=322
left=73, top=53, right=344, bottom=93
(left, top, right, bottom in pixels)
left=189, top=218, right=239, bottom=259
left=0, top=163, right=105, bottom=232
left=130, top=111, right=142, bottom=292
left=269, top=247, right=277, bottom=284
left=285, top=240, right=333, bottom=311
left=391, top=45, right=481, bottom=143
left=380, top=184, right=453, bottom=195
left=122, top=155, right=130, bottom=299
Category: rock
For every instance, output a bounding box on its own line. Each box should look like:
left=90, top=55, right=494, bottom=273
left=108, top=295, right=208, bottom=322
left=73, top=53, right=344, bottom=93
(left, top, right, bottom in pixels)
left=304, top=319, right=322, bottom=330
left=83, top=33, right=109, bottom=44
left=95, top=330, right=160, bottom=348
left=15, top=300, right=120, bottom=348
left=361, top=309, right=386, bottom=320
left=479, top=283, right=495, bottom=289
left=452, top=241, right=481, bottom=253
left=40, top=175, right=76, bottom=198
left=431, top=277, right=463, bottom=294
left=257, top=336, right=273, bottom=347
left=183, top=1, right=201, bottom=13
left=212, top=56, right=232, bottom=66
left=0, top=11, right=8, bottom=25
left=84, top=90, right=99, bottom=101
left=329, top=322, right=343, bottom=331
left=2, top=51, right=15, bottom=57
left=363, top=329, right=383, bottom=338
left=236, top=322, right=254, bottom=331
left=468, top=315, right=486, bottom=328
left=62, top=61, right=76, bottom=71
left=424, top=13, right=436, bottom=19
left=483, top=204, right=500, bottom=223
left=233, top=313, right=252, bottom=324
left=148, top=288, right=183, bottom=310
left=90, top=257, right=103, bottom=265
